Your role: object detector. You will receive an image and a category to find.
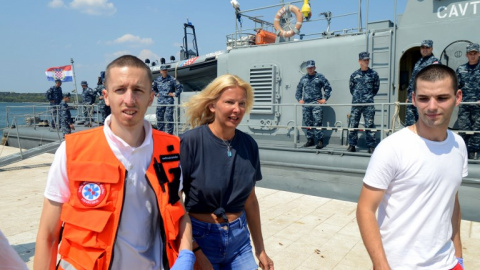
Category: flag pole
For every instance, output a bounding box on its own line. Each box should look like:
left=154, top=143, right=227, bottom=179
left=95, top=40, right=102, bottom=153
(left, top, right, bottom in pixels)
left=71, top=58, right=79, bottom=104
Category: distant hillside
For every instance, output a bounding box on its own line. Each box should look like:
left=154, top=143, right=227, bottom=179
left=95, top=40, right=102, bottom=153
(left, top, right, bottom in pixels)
left=0, top=92, right=47, bottom=103
left=0, top=92, right=84, bottom=103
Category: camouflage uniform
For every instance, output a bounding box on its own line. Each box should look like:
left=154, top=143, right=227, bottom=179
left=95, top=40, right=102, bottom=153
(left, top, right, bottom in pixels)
left=45, top=84, right=63, bottom=128
left=81, top=84, right=96, bottom=125
left=153, top=75, right=183, bottom=134
left=95, top=83, right=110, bottom=124
left=59, top=99, right=73, bottom=138
left=456, top=61, right=480, bottom=154
left=295, top=72, right=332, bottom=142
left=405, top=54, right=440, bottom=125
left=348, top=68, right=380, bottom=148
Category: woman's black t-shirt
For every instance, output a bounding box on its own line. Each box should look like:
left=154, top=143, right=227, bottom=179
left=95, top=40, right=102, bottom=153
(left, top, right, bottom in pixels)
left=180, top=124, right=262, bottom=214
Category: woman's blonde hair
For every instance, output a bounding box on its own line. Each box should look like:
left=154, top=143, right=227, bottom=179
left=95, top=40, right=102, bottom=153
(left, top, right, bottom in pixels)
left=182, top=74, right=254, bottom=128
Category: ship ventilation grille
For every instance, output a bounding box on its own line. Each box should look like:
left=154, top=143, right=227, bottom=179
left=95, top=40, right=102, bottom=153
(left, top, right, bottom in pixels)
left=249, top=65, right=277, bottom=114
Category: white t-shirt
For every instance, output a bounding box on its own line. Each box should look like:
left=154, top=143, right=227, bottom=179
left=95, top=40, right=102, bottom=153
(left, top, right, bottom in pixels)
left=363, top=128, right=468, bottom=270
left=45, top=116, right=182, bottom=270
left=0, top=229, right=28, bottom=270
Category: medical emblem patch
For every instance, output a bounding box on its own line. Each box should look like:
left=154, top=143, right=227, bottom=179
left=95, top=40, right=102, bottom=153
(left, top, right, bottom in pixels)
left=77, top=182, right=106, bottom=207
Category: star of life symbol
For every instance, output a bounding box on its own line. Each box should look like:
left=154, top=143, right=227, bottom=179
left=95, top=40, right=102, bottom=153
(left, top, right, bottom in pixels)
left=77, top=182, right=106, bottom=207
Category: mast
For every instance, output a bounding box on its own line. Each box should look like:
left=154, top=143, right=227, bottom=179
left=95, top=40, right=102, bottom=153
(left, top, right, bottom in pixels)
left=70, top=58, right=79, bottom=104
left=358, top=0, right=362, bottom=32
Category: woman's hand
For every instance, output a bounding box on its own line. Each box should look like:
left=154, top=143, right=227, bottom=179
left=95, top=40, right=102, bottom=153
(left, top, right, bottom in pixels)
left=193, top=249, right=214, bottom=270
left=257, top=250, right=274, bottom=270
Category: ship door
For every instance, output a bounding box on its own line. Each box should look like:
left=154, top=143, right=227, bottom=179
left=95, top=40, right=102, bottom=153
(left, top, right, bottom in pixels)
left=399, top=40, right=472, bottom=126
left=439, top=40, right=472, bottom=128
left=398, top=47, right=421, bottom=124
left=440, top=40, right=472, bottom=71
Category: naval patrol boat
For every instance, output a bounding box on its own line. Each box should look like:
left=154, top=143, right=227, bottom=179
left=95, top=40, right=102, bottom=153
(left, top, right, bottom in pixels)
left=3, top=0, right=480, bottom=220
left=149, top=0, right=480, bottom=220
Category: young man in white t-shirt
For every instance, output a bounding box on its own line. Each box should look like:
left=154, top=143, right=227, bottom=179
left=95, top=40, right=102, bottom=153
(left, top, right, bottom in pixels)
left=356, top=64, right=467, bottom=270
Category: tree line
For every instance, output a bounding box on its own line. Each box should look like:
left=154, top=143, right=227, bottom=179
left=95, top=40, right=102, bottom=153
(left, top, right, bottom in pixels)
left=0, top=92, right=85, bottom=103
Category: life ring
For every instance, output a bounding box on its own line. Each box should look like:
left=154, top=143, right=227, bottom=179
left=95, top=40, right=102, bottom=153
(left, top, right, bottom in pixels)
left=274, top=5, right=303, bottom=38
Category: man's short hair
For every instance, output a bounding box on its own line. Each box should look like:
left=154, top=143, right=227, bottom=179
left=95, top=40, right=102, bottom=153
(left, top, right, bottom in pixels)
left=413, top=64, right=458, bottom=94
left=104, top=55, right=153, bottom=88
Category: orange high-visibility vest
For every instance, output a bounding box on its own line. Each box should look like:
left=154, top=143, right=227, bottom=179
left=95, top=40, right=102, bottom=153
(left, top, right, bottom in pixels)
left=58, top=127, right=184, bottom=270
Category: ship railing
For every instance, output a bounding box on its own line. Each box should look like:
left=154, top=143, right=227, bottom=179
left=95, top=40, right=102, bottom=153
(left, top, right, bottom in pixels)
left=3, top=103, right=103, bottom=130
left=149, top=103, right=183, bottom=134
left=5, top=100, right=479, bottom=149
left=73, top=104, right=102, bottom=125
left=5, top=104, right=52, bottom=129
left=243, top=102, right=399, bottom=149
left=227, top=0, right=363, bottom=49
left=289, top=101, right=480, bottom=149
left=226, top=32, right=256, bottom=50
left=2, top=104, right=61, bottom=149
left=148, top=100, right=480, bottom=152
left=240, top=101, right=480, bottom=151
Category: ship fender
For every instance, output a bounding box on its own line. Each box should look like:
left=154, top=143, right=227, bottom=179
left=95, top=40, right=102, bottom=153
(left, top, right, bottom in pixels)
left=274, top=5, right=303, bottom=38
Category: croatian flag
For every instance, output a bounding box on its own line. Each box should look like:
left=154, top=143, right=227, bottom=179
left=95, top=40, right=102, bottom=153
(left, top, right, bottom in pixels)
left=45, top=65, right=73, bottom=82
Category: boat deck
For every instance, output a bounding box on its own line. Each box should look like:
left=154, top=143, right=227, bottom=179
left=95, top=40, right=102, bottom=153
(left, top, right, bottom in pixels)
left=1, top=146, right=479, bottom=269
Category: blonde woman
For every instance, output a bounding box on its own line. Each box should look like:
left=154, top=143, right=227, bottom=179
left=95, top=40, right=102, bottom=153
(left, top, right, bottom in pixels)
left=180, top=74, right=274, bottom=270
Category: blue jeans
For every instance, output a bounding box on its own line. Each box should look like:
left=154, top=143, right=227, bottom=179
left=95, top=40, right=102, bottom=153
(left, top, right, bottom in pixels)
left=191, top=211, right=257, bottom=270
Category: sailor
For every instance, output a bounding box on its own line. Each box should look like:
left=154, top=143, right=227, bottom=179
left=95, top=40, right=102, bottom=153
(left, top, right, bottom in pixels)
left=457, top=43, right=480, bottom=159
left=45, top=79, right=63, bottom=128
left=347, top=52, right=380, bottom=153
left=80, top=80, right=96, bottom=126
left=405, top=39, right=440, bottom=126
left=295, top=60, right=333, bottom=149
left=59, top=92, right=74, bottom=138
left=152, top=64, right=183, bottom=134
left=95, top=75, right=110, bottom=125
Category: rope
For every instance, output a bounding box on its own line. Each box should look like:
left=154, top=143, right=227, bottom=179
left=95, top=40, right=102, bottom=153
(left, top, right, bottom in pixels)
left=0, top=118, right=16, bottom=158
left=390, top=101, right=404, bottom=133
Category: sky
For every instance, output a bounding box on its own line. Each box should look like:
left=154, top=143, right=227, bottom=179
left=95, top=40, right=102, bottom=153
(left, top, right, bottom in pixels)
left=0, top=0, right=406, bottom=93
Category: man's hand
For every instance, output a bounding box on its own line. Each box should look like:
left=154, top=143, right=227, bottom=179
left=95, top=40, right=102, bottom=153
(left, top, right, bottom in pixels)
left=168, top=93, right=175, bottom=97
left=70, top=124, right=75, bottom=130
left=318, top=99, right=326, bottom=104
left=171, top=250, right=195, bottom=270
left=299, top=100, right=305, bottom=104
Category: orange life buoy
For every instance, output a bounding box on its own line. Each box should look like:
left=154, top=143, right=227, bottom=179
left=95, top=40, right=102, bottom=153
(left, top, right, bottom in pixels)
left=274, top=5, right=303, bottom=38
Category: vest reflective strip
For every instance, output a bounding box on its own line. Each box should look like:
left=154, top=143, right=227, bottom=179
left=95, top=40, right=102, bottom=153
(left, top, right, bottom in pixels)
left=59, top=260, right=77, bottom=270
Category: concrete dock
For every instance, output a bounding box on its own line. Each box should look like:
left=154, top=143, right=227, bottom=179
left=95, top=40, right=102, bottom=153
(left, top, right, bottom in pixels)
left=1, top=145, right=479, bottom=269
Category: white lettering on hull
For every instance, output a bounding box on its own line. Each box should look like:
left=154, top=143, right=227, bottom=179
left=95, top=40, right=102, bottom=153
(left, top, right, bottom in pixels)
left=437, top=1, right=480, bottom=18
